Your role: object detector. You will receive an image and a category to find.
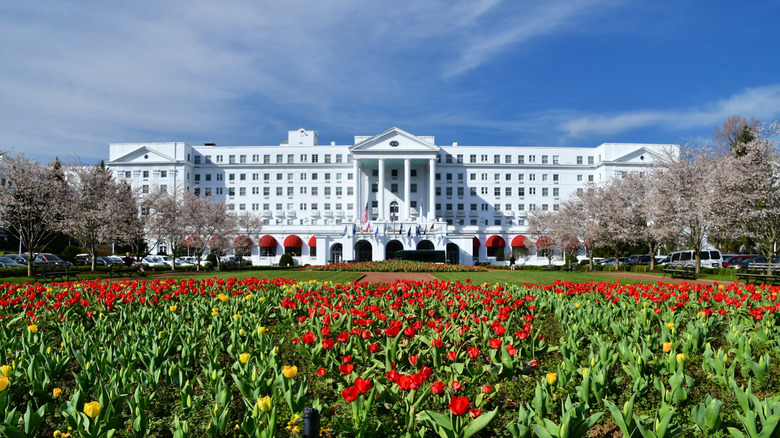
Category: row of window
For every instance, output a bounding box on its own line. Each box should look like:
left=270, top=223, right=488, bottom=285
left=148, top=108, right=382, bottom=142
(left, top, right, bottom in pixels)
left=435, top=203, right=560, bottom=212
left=195, top=153, right=352, bottom=165
left=442, top=154, right=595, bottom=165
left=190, top=151, right=598, bottom=167
left=435, top=187, right=560, bottom=197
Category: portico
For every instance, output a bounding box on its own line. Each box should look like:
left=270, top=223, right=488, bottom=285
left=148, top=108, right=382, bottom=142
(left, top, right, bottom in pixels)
left=350, top=127, right=439, bottom=223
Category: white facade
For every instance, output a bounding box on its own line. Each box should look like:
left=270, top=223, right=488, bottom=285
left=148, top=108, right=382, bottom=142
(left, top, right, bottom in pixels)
left=107, top=127, right=676, bottom=266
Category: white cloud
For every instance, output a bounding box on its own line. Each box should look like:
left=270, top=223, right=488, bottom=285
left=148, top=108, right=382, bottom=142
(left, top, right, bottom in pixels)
left=562, top=84, right=780, bottom=138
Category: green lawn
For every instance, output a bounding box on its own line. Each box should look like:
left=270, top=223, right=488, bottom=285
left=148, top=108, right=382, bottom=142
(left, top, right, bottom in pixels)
left=432, top=270, right=655, bottom=285
left=0, top=266, right=744, bottom=286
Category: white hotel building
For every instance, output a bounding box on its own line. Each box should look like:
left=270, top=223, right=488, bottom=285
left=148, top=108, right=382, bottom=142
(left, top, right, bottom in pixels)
left=107, top=127, right=675, bottom=266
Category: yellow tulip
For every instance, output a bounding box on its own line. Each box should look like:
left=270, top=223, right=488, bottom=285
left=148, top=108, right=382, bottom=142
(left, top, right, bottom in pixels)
left=0, top=365, right=11, bottom=377
left=282, top=365, right=298, bottom=379
left=239, top=353, right=251, bottom=364
left=574, top=302, right=580, bottom=309
left=245, top=294, right=253, bottom=300
left=239, top=329, right=246, bottom=336
left=663, top=342, right=673, bottom=353
left=259, top=297, right=265, bottom=302
left=27, top=324, right=38, bottom=333
left=666, top=322, right=674, bottom=331
left=53, top=387, right=62, bottom=398
left=169, top=305, right=177, bottom=313
left=257, top=326, right=267, bottom=335
left=0, top=376, right=9, bottom=391
left=582, top=368, right=590, bottom=377
left=257, top=396, right=272, bottom=412
left=218, top=293, right=228, bottom=302
left=676, top=353, right=685, bottom=364
left=83, top=401, right=101, bottom=418
left=546, top=372, right=557, bottom=386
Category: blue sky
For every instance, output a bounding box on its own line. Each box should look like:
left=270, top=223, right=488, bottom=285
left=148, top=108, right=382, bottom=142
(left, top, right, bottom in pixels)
left=1, top=0, right=779, bottom=163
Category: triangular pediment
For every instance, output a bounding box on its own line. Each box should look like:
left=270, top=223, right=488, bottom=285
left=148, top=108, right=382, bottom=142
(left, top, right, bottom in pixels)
left=609, top=146, right=662, bottom=164
left=111, top=146, right=177, bottom=164
left=350, top=127, right=440, bottom=154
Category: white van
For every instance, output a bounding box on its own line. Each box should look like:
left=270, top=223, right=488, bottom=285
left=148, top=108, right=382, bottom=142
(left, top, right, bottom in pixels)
left=667, top=249, right=723, bottom=268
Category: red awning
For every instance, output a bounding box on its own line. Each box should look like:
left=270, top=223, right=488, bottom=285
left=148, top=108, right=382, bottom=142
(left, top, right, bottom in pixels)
left=511, top=235, right=527, bottom=247
left=259, top=235, right=278, bottom=247
left=472, top=237, right=481, bottom=247
left=308, top=236, right=317, bottom=246
left=284, top=235, right=303, bottom=247
left=485, top=235, right=506, bottom=247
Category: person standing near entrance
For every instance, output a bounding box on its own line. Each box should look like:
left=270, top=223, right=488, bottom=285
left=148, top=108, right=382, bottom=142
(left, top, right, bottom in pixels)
left=509, top=255, right=516, bottom=270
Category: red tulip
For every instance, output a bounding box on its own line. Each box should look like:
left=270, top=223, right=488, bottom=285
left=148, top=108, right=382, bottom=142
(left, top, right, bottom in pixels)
left=368, top=343, right=379, bottom=353
left=322, top=338, right=335, bottom=350
left=404, top=326, right=416, bottom=337
left=341, top=355, right=353, bottom=364
left=448, top=396, right=470, bottom=416
left=354, top=377, right=372, bottom=394
left=431, top=380, right=445, bottom=394
left=481, top=384, right=492, bottom=394
left=386, top=370, right=400, bottom=382
left=469, top=408, right=482, bottom=418
left=420, top=366, right=433, bottom=381
left=397, top=375, right=412, bottom=390
left=316, top=367, right=327, bottom=377
left=342, top=386, right=359, bottom=402
left=447, top=351, right=458, bottom=361
left=339, top=364, right=354, bottom=375
left=451, top=381, right=463, bottom=391
left=506, top=344, right=517, bottom=356
left=409, top=355, right=418, bottom=366
left=489, top=338, right=502, bottom=349
left=301, top=332, right=315, bottom=344
left=467, top=347, right=480, bottom=359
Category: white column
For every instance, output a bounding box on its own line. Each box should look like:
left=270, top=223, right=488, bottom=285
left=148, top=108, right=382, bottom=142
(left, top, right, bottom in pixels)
left=377, top=158, right=385, bottom=221
left=353, top=159, right=360, bottom=222
left=403, top=158, right=411, bottom=221
left=428, top=158, right=436, bottom=220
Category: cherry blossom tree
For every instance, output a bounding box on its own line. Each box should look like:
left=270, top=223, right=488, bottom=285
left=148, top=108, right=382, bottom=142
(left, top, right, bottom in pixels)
left=61, top=162, right=138, bottom=271
left=0, top=154, right=68, bottom=276
left=526, top=210, right=558, bottom=267
left=231, top=211, right=263, bottom=265
left=713, top=120, right=780, bottom=274
left=651, top=143, right=719, bottom=273
left=179, top=193, right=231, bottom=271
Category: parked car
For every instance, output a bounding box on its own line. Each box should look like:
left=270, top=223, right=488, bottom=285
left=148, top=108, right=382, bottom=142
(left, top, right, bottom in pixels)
left=180, top=256, right=212, bottom=268
left=74, top=254, right=93, bottom=265
left=0, top=256, right=26, bottom=268
left=3, top=254, right=28, bottom=265
left=732, top=255, right=780, bottom=270
left=723, top=254, right=759, bottom=268
left=222, top=255, right=253, bottom=267
left=655, top=255, right=668, bottom=265
left=141, top=256, right=167, bottom=267
left=666, top=249, right=723, bottom=268
left=96, top=256, right=123, bottom=267
left=597, top=257, right=630, bottom=267
left=625, top=255, right=653, bottom=266
left=33, top=253, right=72, bottom=268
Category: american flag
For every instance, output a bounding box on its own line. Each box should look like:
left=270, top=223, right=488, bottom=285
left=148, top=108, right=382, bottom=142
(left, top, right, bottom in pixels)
left=361, top=203, right=368, bottom=224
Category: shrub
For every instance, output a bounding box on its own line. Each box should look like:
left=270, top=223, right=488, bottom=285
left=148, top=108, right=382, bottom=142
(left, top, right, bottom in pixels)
left=206, top=253, right=218, bottom=265
left=61, top=245, right=82, bottom=262
left=279, top=253, right=295, bottom=267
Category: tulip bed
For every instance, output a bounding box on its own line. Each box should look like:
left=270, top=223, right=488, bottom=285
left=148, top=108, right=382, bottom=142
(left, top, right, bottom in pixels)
left=1, top=277, right=779, bottom=437
left=306, top=261, right=488, bottom=272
